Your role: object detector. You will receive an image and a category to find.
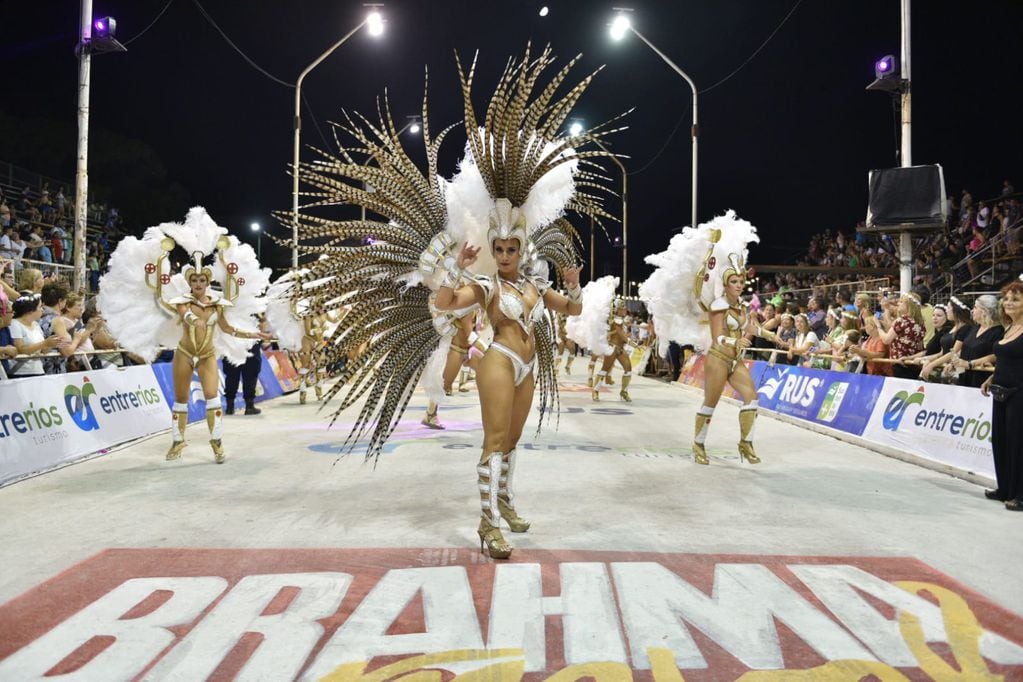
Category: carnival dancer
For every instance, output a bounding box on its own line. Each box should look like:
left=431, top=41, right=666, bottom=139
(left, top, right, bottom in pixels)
left=596, top=298, right=635, bottom=401
left=420, top=292, right=485, bottom=429
left=265, top=269, right=333, bottom=404
left=98, top=207, right=270, bottom=462
left=285, top=45, right=618, bottom=560
left=639, top=211, right=760, bottom=464
left=431, top=44, right=620, bottom=559
left=555, top=310, right=580, bottom=376
left=566, top=275, right=618, bottom=399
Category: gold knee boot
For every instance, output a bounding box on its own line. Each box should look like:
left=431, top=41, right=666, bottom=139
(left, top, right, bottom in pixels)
left=421, top=401, right=444, bottom=429
left=565, top=353, right=574, bottom=374
left=498, top=449, right=530, bottom=532
left=166, top=402, right=188, bottom=460
left=586, top=358, right=596, bottom=387
left=206, top=403, right=225, bottom=463
left=738, top=401, right=761, bottom=464
left=592, top=371, right=606, bottom=401
left=619, top=371, right=632, bottom=402
left=693, top=406, right=714, bottom=465
left=477, top=452, right=512, bottom=559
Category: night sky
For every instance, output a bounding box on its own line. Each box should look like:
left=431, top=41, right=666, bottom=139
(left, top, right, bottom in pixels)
left=3, top=0, right=1022, bottom=283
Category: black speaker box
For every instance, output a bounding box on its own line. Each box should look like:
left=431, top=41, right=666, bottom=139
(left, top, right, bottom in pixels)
left=863, top=164, right=946, bottom=233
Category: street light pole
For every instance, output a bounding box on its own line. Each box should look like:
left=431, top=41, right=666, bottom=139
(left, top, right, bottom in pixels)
left=592, top=138, right=627, bottom=296
left=73, top=0, right=93, bottom=292
left=292, top=12, right=382, bottom=269
left=627, top=27, right=697, bottom=233
left=611, top=13, right=698, bottom=232
left=898, top=0, right=913, bottom=293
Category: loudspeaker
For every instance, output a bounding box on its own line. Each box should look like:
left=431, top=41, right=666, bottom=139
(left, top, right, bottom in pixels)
left=863, top=164, right=946, bottom=233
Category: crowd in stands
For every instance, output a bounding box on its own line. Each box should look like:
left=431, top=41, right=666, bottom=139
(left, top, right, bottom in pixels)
left=757, top=181, right=1021, bottom=296
left=742, top=282, right=1010, bottom=389
left=0, top=181, right=124, bottom=293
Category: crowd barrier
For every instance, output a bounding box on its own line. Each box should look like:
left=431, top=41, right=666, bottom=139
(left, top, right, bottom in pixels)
left=677, top=353, right=995, bottom=482
left=0, top=350, right=300, bottom=487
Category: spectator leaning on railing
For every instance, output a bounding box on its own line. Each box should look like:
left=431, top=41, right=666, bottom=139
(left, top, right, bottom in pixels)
left=8, top=292, right=62, bottom=378
left=849, top=315, right=891, bottom=377
left=952, top=295, right=1005, bottom=388
left=877, top=292, right=926, bottom=380
left=0, top=287, right=18, bottom=372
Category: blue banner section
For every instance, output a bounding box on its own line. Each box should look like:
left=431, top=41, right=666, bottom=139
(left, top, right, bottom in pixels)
left=751, top=361, right=884, bottom=436
left=150, top=351, right=285, bottom=422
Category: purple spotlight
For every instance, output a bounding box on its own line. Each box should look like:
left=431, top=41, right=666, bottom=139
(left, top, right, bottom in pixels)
left=874, top=54, right=896, bottom=80
left=95, top=20, right=106, bottom=31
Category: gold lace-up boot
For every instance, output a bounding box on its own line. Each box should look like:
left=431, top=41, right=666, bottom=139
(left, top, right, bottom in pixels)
left=497, top=449, right=530, bottom=532
left=738, top=403, right=761, bottom=464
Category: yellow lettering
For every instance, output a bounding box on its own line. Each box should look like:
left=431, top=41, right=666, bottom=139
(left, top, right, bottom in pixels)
left=544, top=661, right=633, bottom=682
left=894, top=581, right=1002, bottom=681
left=648, top=648, right=686, bottom=682
left=737, top=660, right=909, bottom=681
left=319, top=649, right=524, bottom=682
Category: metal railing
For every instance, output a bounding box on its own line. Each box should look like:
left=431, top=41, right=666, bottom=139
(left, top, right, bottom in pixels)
left=0, top=347, right=136, bottom=381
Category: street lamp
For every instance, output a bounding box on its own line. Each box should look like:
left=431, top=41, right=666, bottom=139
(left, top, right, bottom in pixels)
left=610, top=8, right=698, bottom=232
left=250, top=222, right=262, bottom=260
left=570, top=119, right=627, bottom=295
left=292, top=6, right=385, bottom=269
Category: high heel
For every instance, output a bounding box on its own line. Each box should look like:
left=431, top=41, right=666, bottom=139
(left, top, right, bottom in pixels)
left=620, top=389, right=632, bottom=403
left=477, top=519, right=512, bottom=559
left=738, top=402, right=760, bottom=464
left=421, top=403, right=445, bottom=429
left=210, top=439, right=226, bottom=464
left=738, top=440, right=760, bottom=464
left=693, top=407, right=713, bottom=465
left=166, top=441, right=186, bottom=461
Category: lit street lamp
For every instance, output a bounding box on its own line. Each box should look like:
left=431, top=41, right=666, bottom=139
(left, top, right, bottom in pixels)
left=251, top=222, right=262, bottom=260
left=291, top=6, right=385, bottom=268
left=610, top=9, right=698, bottom=233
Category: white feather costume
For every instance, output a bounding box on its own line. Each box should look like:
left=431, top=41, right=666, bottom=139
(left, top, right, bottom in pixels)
left=639, top=211, right=759, bottom=354
left=98, top=206, right=269, bottom=365
left=566, top=275, right=618, bottom=356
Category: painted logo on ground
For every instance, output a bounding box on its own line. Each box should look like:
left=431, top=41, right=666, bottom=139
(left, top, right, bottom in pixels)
left=0, top=549, right=1021, bottom=680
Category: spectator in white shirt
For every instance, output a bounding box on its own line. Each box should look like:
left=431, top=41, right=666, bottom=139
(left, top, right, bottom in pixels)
left=8, top=293, right=62, bottom=377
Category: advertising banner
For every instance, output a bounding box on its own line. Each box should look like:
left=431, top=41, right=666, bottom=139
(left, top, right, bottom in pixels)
left=677, top=354, right=764, bottom=401
left=753, top=362, right=884, bottom=436
left=861, top=378, right=994, bottom=478
left=151, top=350, right=287, bottom=421
left=0, top=366, right=169, bottom=486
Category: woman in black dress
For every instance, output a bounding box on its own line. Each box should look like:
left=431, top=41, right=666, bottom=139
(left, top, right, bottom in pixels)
left=981, top=281, right=1023, bottom=509
left=953, top=295, right=1004, bottom=388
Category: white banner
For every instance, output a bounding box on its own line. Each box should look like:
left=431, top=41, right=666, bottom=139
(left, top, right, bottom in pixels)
left=861, top=377, right=994, bottom=478
left=0, top=366, right=170, bottom=486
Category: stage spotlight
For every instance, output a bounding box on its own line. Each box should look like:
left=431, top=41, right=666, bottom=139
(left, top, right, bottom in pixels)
left=866, top=54, right=902, bottom=93
left=539, top=6, right=549, bottom=17
left=874, top=55, right=896, bottom=80
left=93, top=17, right=117, bottom=39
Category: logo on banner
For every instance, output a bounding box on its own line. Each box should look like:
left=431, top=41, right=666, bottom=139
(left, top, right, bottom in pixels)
left=882, top=387, right=925, bottom=431
left=759, top=368, right=821, bottom=407
left=758, top=369, right=789, bottom=400
left=816, top=382, right=849, bottom=422
left=64, top=377, right=99, bottom=431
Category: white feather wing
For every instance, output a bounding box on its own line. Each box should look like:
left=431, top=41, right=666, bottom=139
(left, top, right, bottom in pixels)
left=565, top=275, right=617, bottom=355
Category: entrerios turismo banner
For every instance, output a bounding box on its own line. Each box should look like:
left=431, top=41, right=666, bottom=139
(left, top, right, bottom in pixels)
left=0, top=366, right=167, bottom=486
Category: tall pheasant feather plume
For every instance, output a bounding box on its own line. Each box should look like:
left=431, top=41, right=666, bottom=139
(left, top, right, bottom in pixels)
left=275, top=72, right=457, bottom=463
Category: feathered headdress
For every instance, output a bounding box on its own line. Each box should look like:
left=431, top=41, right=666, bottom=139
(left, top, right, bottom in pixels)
left=277, top=77, right=460, bottom=462
left=639, top=211, right=758, bottom=353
